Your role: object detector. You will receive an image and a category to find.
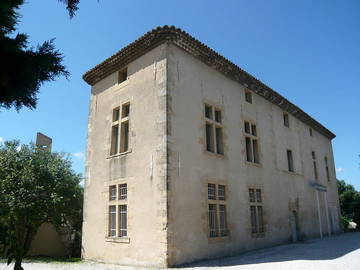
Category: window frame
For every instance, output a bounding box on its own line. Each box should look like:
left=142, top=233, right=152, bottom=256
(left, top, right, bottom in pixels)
left=110, top=102, right=131, bottom=156
left=325, top=156, right=330, bottom=182
left=248, top=188, right=265, bottom=237
left=118, top=68, right=128, bottom=84
left=283, top=112, right=290, bottom=128
left=287, top=149, right=294, bottom=172
left=204, top=103, right=224, bottom=156
left=245, top=90, right=253, bottom=104
left=312, top=151, right=318, bottom=180
left=107, top=182, right=128, bottom=239
left=207, top=183, right=229, bottom=238
left=244, top=120, right=260, bottom=164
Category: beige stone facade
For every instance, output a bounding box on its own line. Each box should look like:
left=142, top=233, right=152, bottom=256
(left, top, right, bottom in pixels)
left=82, top=26, right=340, bottom=267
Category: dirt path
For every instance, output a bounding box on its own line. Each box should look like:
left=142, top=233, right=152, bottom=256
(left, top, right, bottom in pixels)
left=1, top=232, right=359, bottom=270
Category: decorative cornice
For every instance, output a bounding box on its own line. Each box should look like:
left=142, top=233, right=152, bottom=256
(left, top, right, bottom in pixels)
left=83, top=26, right=335, bottom=139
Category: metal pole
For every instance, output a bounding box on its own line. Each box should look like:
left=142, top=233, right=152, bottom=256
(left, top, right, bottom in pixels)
left=316, top=190, right=323, bottom=238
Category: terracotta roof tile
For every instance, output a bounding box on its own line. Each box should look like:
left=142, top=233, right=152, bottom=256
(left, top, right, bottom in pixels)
left=83, top=26, right=335, bottom=139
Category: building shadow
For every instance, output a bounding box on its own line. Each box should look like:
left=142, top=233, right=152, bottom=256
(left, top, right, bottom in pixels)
left=180, top=232, right=360, bottom=268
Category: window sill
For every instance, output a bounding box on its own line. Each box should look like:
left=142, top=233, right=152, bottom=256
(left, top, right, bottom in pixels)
left=105, top=237, right=130, bottom=243
left=245, top=161, right=262, bottom=168
left=280, top=169, right=302, bottom=177
left=204, top=150, right=226, bottom=159
left=116, top=79, right=129, bottom=90
left=251, top=232, right=265, bottom=239
left=208, top=235, right=231, bottom=244
left=107, top=149, right=132, bottom=159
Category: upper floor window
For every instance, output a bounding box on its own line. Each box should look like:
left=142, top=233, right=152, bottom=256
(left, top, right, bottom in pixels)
left=283, top=112, right=290, bottom=128
left=244, top=121, right=259, bottom=164
left=205, top=104, right=224, bottom=155
left=287, top=149, right=294, bottom=172
left=312, top=151, right=318, bottom=180
left=110, top=103, right=131, bottom=155
left=309, top=128, right=313, bottom=136
left=118, top=68, right=128, bottom=84
left=325, top=156, right=330, bottom=182
left=245, top=90, right=252, bottom=104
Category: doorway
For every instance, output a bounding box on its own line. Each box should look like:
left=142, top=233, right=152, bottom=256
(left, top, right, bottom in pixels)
left=290, top=210, right=299, bottom=242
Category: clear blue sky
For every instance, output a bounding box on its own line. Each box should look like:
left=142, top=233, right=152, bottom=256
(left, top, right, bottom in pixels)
left=0, top=0, right=359, bottom=189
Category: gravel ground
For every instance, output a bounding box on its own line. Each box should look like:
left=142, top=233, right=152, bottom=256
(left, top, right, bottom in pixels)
left=1, top=232, right=359, bottom=270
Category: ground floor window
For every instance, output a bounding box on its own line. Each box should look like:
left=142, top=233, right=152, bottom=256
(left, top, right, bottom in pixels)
left=208, top=183, right=229, bottom=238
left=108, top=184, right=128, bottom=237
left=249, top=188, right=264, bottom=235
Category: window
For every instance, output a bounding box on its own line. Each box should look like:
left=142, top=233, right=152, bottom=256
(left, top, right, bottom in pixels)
left=309, top=128, right=313, bottom=136
left=110, top=103, right=131, bottom=155
left=118, top=68, right=128, bottom=84
left=208, top=184, right=216, bottom=200
left=113, top=107, right=120, bottom=122
left=118, top=205, right=127, bottom=237
left=249, top=188, right=264, bottom=234
left=312, top=151, right=318, bottom=180
left=108, top=183, right=128, bottom=238
left=110, top=109, right=119, bottom=155
left=109, top=206, right=116, bottom=236
left=120, top=103, right=130, bottom=153
left=204, top=104, right=224, bottom=155
left=109, top=185, right=117, bottom=201
left=245, top=90, right=252, bottom=104
left=218, top=185, right=226, bottom=201
left=283, top=112, right=289, bottom=128
left=244, top=121, right=260, bottom=164
left=207, top=183, right=228, bottom=237
left=287, top=149, right=294, bottom=172
left=325, top=156, right=330, bottom=182
left=119, top=183, right=127, bottom=200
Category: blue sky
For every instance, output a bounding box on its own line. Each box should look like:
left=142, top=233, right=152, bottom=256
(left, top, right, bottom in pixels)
left=0, top=0, right=359, bottom=189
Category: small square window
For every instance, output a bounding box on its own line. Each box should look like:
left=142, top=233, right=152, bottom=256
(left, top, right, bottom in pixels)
left=245, top=90, right=252, bottom=104
left=118, top=68, right=128, bottom=84
left=283, top=113, right=289, bottom=128
left=205, top=105, right=213, bottom=119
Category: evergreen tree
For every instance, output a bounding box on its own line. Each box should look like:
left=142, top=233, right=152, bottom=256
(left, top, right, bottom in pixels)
left=0, top=0, right=80, bottom=110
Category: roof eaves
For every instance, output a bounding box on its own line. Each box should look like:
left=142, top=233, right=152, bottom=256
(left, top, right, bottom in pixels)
left=82, top=26, right=335, bottom=140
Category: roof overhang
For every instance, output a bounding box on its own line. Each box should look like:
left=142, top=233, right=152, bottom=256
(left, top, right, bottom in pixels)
left=83, top=26, right=336, bottom=140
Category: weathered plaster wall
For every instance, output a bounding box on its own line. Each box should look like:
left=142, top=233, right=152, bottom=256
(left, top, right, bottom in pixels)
left=82, top=44, right=168, bottom=267
left=166, top=44, right=340, bottom=265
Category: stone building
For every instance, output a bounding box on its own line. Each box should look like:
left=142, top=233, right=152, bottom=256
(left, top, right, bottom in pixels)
left=82, top=26, right=340, bottom=267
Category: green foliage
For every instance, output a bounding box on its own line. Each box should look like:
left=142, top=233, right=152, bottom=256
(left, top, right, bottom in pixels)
left=337, top=180, right=360, bottom=229
left=0, top=0, right=80, bottom=110
left=0, top=140, right=83, bottom=270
